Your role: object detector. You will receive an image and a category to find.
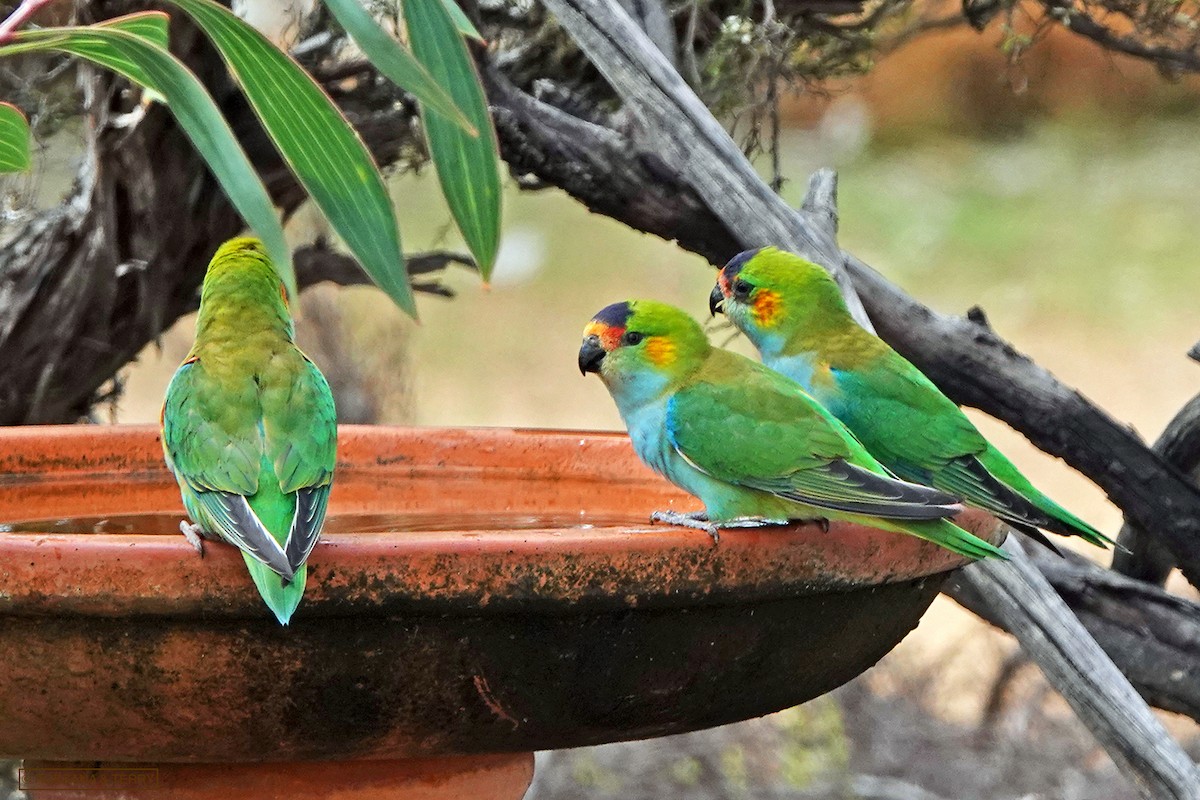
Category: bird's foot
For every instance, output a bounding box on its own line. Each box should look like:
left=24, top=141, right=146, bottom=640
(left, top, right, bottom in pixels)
left=179, top=520, right=206, bottom=556
left=809, top=517, right=830, bottom=533
left=650, top=510, right=720, bottom=543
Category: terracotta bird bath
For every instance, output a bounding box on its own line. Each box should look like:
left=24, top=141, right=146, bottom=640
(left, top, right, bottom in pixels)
left=0, top=425, right=1002, bottom=798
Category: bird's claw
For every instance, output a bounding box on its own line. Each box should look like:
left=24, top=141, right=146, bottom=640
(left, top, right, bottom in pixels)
left=814, top=518, right=830, bottom=533
left=179, top=520, right=206, bottom=556
left=650, top=510, right=720, bottom=544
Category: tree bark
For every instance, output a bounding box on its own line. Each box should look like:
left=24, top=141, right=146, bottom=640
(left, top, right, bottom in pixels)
left=948, top=544, right=1200, bottom=722
left=1113, top=392, right=1200, bottom=584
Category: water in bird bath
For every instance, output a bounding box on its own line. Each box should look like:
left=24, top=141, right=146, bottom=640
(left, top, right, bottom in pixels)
left=0, top=511, right=650, bottom=536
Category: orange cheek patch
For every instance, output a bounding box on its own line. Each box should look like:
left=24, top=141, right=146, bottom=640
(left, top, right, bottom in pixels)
left=644, top=336, right=676, bottom=367
left=752, top=289, right=781, bottom=327
left=584, top=321, right=623, bottom=351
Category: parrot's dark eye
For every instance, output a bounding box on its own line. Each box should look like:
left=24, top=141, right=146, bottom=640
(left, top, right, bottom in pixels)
left=621, top=331, right=645, bottom=346
left=733, top=279, right=753, bottom=299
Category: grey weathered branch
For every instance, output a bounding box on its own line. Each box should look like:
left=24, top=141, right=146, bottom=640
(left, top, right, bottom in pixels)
left=538, top=0, right=1200, bottom=793
left=295, top=241, right=474, bottom=298
left=533, top=0, right=874, bottom=330
left=949, top=544, right=1200, bottom=721
left=1113, top=392, right=1200, bottom=584
left=947, top=538, right=1200, bottom=799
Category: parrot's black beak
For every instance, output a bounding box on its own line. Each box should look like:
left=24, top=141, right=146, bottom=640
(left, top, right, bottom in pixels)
left=578, top=337, right=606, bottom=375
left=708, top=284, right=726, bottom=316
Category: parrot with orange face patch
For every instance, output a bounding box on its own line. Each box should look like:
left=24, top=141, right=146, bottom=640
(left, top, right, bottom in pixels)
left=710, top=246, right=1111, bottom=551
left=578, top=299, right=1005, bottom=559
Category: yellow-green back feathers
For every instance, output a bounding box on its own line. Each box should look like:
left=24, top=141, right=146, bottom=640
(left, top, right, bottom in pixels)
left=162, top=237, right=337, bottom=624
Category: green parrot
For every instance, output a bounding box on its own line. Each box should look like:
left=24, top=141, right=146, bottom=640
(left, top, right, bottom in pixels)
left=578, top=300, right=1005, bottom=559
left=161, top=237, right=337, bottom=624
left=710, top=246, right=1111, bottom=550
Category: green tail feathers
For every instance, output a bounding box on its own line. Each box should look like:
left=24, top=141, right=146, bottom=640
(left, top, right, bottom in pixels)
left=1027, top=490, right=1114, bottom=548
left=244, top=554, right=307, bottom=625
left=978, top=447, right=1113, bottom=548
left=877, top=517, right=1008, bottom=561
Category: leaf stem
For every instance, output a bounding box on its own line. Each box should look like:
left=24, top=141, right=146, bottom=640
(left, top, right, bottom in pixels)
left=0, top=0, right=57, bottom=45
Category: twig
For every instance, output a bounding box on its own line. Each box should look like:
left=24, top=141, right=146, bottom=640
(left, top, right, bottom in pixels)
left=801, top=168, right=838, bottom=235
left=1041, top=0, right=1200, bottom=75
left=294, top=240, right=474, bottom=295
left=0, top=0, right=56, bottom=45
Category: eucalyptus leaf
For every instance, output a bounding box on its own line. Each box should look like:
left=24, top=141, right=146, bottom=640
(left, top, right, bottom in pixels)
left=322, top=0, right=474, bottom=133
left=438, top=0, right=484, bottom=42
left=0, top=102, right=31, bottom=173
left=167, top=0, right=416, bottom=316
left=403, top=0, right=502, bottom=278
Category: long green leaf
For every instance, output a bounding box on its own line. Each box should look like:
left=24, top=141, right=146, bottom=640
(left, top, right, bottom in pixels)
left=321, top=0, right=474, bottom=133
left=13, top=25, right=294, bottom=297
left=166, top=0, right=416, bottom=316
left=97, top=10, right=170, bottom=48
left=438, top=0, right=484, bottom=42
left=95, top=12, right=171, bottom=105
left=0, top=102, right=31, bottom=173
left=404, top=0, right=501, bottom=278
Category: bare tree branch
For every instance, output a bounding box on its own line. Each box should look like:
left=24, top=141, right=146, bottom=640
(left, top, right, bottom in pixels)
left=948, top=544, right=1200, bottom=722
left=530, top=0, right=875, bottom=330
left=295, top=240, right=474, bottom=297
left=1113, top=393, right=1200, bottom=585
left=844, top=252, right=1200, bottom=588
left=1042, top=0, right=1200, bottom=76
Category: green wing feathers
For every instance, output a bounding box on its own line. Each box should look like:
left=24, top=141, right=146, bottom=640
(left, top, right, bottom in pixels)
left=839, top=354, right=1110, bottom=548
left=162, top=351, right=336, bottom=625
left=974, top=445, right=1113, bottom=547
left=667, top=355, right=963, bottom=521
left=875, top=518, right=1008, bottom=561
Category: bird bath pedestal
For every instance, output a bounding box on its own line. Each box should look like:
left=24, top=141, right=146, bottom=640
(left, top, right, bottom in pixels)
left=0, top=425, right=1001, bottom=798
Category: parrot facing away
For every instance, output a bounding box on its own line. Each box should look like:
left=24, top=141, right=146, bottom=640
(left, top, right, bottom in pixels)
left=710, top=246, right=1111, bottom=550
left=161, top=237, right=337, bottom=625
left=578, top=299, right=1006, bottom=560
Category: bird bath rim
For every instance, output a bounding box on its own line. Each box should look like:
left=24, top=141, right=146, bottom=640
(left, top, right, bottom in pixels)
left=0, top=424, right=1004, bottom=764
left=0, top=424, right=1002, bottom=620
